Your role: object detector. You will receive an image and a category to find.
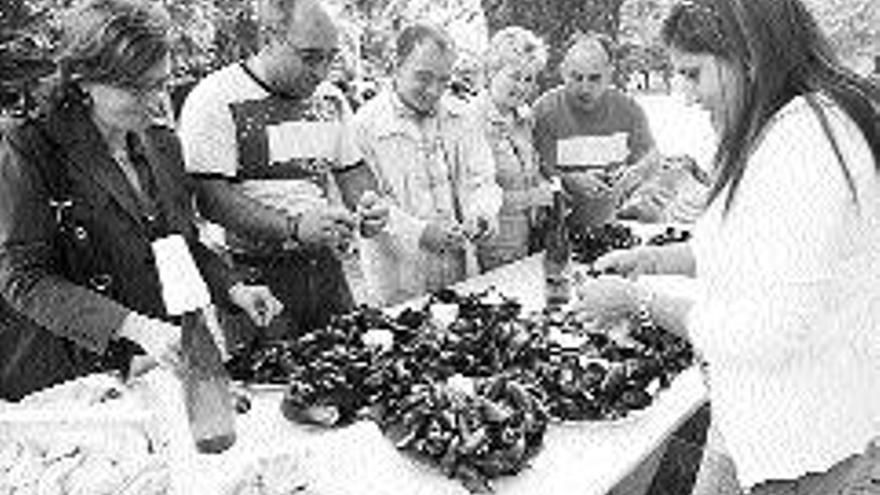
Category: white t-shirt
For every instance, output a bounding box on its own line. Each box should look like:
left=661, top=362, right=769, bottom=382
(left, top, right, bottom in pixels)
left=177, top=63, right=361, bottom=245
left=687, top=95, right=880, bottom=486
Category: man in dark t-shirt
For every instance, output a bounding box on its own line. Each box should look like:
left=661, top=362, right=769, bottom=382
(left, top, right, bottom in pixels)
left=533, top=33, right=658, bottom=229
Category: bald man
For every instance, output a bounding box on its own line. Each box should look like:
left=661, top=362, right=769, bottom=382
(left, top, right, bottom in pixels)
left=533, top=33, right=658, bottom=230
left=178, top=0, right=388, bottom=340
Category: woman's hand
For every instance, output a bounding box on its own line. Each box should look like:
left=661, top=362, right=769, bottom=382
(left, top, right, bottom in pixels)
left=573, top=275, right=642, bottom=326
left=118, top=312, right=182, bottom=375
left=594, top=245, right=665, bottom=278
left=228, top=283, right=284, bottom=328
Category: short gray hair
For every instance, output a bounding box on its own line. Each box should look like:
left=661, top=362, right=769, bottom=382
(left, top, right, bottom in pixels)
left=484, top=26, right=547, bottom=78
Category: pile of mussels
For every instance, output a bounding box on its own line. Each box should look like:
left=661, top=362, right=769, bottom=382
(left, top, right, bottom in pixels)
left=570, top=222, right=692, bottom=264
left=225, top=288, right=694, bottom=492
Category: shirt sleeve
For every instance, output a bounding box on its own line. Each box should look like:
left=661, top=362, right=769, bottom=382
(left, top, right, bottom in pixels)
left=531, top=96, right=558, bottom=177
left=687, top=99, right=859, bottom=365
left=177, top=81, right=239, bottom=178
left=626, top=97, right=656, bottom=164
left=0, top=132, right=128, bottom=354
left=336, top=118, right=366, bottom=169
left=350, top=108, right=427, bottom=255
left=457, top=112, right=502, bottom=220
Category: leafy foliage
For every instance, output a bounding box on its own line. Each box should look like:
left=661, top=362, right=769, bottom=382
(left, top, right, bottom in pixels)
left=482, top=0, right=627, bottom=89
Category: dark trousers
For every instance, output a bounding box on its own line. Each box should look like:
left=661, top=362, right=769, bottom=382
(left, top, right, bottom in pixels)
left=227, top=247, right=353, bottom=344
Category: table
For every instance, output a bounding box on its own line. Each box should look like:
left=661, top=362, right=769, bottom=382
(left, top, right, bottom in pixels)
left=149, top=253, right=708, bottom=495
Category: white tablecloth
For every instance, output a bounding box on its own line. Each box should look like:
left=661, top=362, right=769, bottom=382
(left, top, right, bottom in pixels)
left=150, top=253, right=708, bottom=495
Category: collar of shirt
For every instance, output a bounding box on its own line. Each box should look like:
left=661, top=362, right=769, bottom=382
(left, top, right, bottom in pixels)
left=478, top=92, right=530, bottom=131
left=371, top=89, right=465, bottom=141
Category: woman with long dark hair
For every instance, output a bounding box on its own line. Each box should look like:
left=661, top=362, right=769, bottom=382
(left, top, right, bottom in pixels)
left=0, top=0, right=281, bottom=400
left=575, top=0, right=880, bottom=493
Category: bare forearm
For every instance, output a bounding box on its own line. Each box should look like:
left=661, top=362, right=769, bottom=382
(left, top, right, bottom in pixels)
left=193, top=178, right=290, bottom=243
left=647, top=290, right=693, bottom=341
left=654, top=242, right=697, bottom=276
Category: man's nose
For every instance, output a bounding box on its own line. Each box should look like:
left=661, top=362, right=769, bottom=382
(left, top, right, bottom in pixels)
left=310, top=62, right=331, bottom=81
left=673, top=76, right=698, bottom=105
left=141, top=89, right=170, bottom=117
left=424, top=80, right=446, bottom=100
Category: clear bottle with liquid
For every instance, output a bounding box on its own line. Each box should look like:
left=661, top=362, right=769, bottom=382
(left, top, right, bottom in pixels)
left=180, top=307, right=237, bottom=454
left=152, top=234, right=237, bottom=454
left=543, top=176, right=572, bottom=307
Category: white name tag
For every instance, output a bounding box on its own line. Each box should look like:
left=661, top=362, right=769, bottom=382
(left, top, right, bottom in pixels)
left=266, top=121, right=339, bottom=164
left=556, top=133, right=630, bottom=167
left=152, top=234, right=211, bottom=316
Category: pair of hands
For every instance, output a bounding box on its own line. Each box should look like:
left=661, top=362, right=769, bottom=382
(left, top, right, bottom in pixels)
left=296, top=191, right=390, bottom=255
left=122, top=282, right=285, bottom=376
left=574, top=246, right=663, bottom=326
left=561, top=155, right=659, bottom=200
left=419, top=216, right=498, bottom=254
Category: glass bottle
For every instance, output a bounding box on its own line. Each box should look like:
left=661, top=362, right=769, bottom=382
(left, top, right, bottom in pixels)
left=152, top=230, right=237, bottom=454
left=180, top=307, right=237, bottom=454
left=543, top=176, right=572, bottom=307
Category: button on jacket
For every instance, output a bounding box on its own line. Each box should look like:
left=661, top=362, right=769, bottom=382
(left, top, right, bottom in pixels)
left=0, top=100, right=241, bottom=399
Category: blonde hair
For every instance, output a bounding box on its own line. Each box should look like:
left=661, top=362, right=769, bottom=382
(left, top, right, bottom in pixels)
left=484, top=26, right=547, bottom=78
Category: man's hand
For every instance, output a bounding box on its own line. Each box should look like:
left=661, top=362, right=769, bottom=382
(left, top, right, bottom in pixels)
left=464, top=215, right=498, bottom=242
left=357, top=191, right=389, bottom=238
left=614, top=151, right=661, bottom=200
left=228, top=283, right=284, bottom=327
left=297, top=206, right=358, bottom=252
left=561, top=171, right=614, bottom=198
left=419, top=220, right=467, bottom=253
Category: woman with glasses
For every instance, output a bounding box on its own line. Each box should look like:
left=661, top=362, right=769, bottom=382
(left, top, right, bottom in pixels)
left=468, top=26, right=553, bottom=272
left=0, top=0, right=281, bottom=400
left=575, top=0, right=880, bottom=493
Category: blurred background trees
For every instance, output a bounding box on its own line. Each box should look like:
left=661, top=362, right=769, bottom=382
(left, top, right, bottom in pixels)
left=3, top=0, right=878, bottom=116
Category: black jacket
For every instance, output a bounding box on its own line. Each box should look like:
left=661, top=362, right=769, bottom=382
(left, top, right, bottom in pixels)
left=0, top=100, right=241, bottom=400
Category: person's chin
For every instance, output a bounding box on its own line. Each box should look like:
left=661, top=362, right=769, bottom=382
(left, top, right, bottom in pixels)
left=576, top=96, right=597, bottom=110
left=416, top=98, right=439, bottom=114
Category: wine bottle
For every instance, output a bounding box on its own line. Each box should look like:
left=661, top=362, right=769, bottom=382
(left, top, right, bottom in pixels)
left=180, top=308, right=237, bottom=454
left=152, top=234, right=236, bottom=454
left=543, top=176, right=572, bottom=307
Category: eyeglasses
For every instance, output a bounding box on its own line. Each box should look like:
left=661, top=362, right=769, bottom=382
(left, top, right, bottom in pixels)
left=116, top=75, right=170, bottom=97
left=292, top=47, right=341, bottom=67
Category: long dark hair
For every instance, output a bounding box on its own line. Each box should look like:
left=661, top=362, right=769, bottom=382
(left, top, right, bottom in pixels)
left=44, top=0, right=170, bottom=111
left=662, top=0, right=880, bottom=212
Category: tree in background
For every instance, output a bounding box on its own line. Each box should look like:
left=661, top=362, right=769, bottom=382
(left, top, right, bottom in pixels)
left=1, top=0, right=57, bottom=115
left=805, top=0, right=879, bottom=74
left=482, top=0, right=627, bottom=89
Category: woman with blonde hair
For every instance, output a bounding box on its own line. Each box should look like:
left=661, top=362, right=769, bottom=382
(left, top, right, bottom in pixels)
left=470, top=26, right=552, bottom=271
